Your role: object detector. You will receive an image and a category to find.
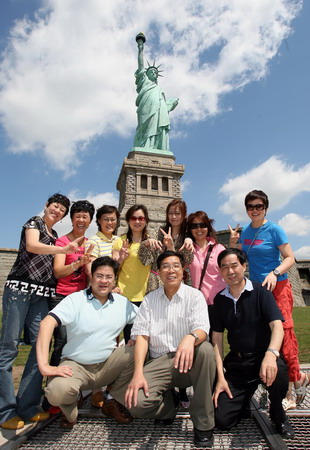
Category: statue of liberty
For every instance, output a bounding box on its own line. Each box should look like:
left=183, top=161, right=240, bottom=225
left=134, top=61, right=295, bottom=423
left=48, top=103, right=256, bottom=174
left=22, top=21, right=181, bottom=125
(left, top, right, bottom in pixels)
left=133, top=33, right=179, bottom=152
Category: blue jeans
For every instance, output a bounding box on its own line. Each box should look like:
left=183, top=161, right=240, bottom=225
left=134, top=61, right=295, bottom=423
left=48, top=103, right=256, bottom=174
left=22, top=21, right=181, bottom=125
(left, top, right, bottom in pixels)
left=0, top=285, right=49, bottom=422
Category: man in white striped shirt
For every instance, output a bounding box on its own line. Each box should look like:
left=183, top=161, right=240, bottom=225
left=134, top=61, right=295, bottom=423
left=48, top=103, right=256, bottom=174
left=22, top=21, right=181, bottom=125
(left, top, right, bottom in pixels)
left=111, top=250, right=216, bottom=448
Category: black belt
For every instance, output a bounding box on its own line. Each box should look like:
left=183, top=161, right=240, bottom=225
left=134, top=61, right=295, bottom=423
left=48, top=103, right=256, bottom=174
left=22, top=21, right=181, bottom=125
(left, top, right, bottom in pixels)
left=235, top=352, right=261, bottom=359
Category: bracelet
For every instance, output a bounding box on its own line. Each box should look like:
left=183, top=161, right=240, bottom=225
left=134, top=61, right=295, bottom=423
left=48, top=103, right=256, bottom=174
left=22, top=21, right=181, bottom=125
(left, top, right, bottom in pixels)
left=70, top=261, right=78, bottom=271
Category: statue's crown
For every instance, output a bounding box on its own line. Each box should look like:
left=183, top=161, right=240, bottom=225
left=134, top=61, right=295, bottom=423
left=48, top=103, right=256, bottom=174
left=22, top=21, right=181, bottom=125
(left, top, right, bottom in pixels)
left=146, top=60, right=164, bottom=77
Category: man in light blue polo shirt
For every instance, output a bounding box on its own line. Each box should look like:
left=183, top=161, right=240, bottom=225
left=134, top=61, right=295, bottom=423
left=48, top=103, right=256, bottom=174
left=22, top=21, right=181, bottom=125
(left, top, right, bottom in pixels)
left=36, top=256, right=138, bottom=429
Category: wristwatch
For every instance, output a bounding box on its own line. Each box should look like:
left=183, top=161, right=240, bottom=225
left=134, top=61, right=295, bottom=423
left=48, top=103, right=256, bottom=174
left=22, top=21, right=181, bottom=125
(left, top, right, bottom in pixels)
left=189, top=332, right=199, bottom=342
left=273, top=268, right=281, bottom=277
left=266, top=348, right=280, bottom=359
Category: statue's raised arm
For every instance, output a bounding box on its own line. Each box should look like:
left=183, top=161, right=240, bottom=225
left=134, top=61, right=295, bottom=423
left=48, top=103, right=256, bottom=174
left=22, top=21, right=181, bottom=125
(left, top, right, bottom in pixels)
left=136, top=33, right=145, bottom=72
left=133, top=33, right=178, bottom=153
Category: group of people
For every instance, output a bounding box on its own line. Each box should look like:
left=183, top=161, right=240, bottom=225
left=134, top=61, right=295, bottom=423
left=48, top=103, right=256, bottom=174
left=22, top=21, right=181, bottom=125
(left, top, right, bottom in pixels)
left=0, top=190, right=308, bottom=447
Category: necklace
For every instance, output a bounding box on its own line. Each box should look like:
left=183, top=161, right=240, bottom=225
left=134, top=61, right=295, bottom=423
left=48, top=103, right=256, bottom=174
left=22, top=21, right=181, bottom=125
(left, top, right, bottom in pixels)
left=132, top=236, right=141, bottom=243
left=44, top=221, right=53, bottom=238
left=71, top=232, right=80, bottom=240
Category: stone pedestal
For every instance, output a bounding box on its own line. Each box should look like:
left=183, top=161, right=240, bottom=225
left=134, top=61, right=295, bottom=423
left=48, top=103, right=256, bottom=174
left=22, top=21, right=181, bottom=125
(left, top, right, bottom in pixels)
left=116, top=150, right=185, bottom=235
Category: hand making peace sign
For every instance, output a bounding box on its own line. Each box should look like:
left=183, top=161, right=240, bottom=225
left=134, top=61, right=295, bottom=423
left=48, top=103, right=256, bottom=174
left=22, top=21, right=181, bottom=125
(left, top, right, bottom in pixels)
left=228, top=224, right=240, bottom=248
left=160, top=227, right=175, bottom=251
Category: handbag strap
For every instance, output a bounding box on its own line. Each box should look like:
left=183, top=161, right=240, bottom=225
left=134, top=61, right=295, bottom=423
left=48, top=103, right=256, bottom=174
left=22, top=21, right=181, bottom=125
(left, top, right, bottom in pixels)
left=198, top=245, right=214, bottom=291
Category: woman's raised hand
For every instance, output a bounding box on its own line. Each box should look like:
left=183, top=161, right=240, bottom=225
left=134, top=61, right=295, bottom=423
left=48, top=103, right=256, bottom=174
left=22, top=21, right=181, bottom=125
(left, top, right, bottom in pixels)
left=119, top=239, right=130, bottom=262
left=228, top=224, right=240, bottom=248
left=160, top=227, right=174, bottom=251
left=63, top=236, right=85, bottom=254
left=144, top=238, right=163, bottom=251
left=79, top=244, right=95, bottom=266
left=180, top=237, right=194, bottom=253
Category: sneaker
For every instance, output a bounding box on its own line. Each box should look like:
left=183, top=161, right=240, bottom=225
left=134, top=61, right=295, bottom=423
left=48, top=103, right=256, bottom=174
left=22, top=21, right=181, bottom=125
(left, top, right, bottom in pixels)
left=101, top=399, right=133, bottom=424
left=282, top=397, right=296, bottom=411
left=1, top=416, right=25, bottom=430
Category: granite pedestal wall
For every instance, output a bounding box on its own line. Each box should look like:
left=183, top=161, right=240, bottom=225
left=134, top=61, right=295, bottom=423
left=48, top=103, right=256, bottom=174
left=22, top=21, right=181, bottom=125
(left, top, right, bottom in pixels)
left=116, top=150, right=184, bottom=236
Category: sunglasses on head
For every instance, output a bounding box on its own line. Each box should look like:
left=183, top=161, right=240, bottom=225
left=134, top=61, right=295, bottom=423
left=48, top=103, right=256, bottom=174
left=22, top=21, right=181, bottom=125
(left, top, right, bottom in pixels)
left=189, top=223, right=208, bottom=230
left=246, top=204, right=265, bottom=211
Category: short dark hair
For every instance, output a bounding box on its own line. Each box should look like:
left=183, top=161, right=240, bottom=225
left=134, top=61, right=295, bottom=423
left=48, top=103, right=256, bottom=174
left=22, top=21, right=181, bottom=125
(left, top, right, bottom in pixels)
left=217, top=248, right=247, bottom=267
left=47, top=193, right=70, bottom=217
left=157, top=250, right=185, bottom=269
left=96, top=205, right=120, bottom=230
left=70, top=200, right=95, bottom=220
left=91, top=256, right=120, bottom=277
left=244, top=190, right=269, bottom=209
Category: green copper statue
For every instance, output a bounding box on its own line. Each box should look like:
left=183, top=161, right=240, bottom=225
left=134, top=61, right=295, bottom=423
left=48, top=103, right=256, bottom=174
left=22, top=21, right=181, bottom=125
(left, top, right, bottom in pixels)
left=133, top=33, right=179, bottom=153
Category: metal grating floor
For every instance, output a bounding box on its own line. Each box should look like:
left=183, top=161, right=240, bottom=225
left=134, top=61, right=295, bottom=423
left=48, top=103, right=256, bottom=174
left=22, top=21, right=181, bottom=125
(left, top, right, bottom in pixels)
left=15, top=368, right=310, bottom=449
left=282, top=417, right=310, bottom=449
left=18, top=416, right=269, bottom=449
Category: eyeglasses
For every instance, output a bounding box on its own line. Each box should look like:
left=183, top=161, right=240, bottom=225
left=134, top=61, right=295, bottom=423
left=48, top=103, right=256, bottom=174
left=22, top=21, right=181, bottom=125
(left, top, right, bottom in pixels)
left=129, top=216, right=146, bottom=222
left=189, top=223, right=208, bottom=230
left=161, top=263, right=182, bottom=271
left=102, top=218, right=117, bottom=223
left=246, top=204, right=265, bottom=211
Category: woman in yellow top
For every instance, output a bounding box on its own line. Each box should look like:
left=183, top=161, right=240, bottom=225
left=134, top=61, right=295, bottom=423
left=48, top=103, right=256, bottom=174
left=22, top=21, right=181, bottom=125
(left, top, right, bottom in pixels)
left=112, top=204, right=151, bottom=342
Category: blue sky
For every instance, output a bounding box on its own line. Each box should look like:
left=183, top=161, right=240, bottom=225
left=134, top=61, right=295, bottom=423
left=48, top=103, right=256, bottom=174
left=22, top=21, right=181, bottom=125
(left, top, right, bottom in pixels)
left=0, top=0, right=309, bottom=258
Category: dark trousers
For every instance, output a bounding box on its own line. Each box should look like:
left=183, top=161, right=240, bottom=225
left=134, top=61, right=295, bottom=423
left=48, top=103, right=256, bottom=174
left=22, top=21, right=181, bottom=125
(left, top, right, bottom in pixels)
left=215, top=351, right=288, bottom=430
left=123, top=301, right=142, bottom=343
left=48, top=294, right=67, bottom=367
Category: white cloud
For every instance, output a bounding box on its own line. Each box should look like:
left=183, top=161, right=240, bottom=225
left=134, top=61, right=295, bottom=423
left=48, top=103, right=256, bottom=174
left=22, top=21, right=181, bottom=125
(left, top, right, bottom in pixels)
left=0, top=0, right=302, bottom=171
left=279, top=213, right=310, bottom=237
left=47, top=189, right=118, bottom=238
left=294, top=246, right=310, bottom=259
left=180, top=179, right=191, bottom=193
left=219, top=156, right=310, bottom=222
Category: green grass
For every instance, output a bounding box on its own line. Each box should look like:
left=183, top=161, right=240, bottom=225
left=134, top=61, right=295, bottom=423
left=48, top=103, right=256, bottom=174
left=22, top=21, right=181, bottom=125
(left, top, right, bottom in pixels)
left=222, top=307, right=310, bottom=363
left=0, top=307, right=309, bottom=368
left=293, top=307, right=310, bottom=363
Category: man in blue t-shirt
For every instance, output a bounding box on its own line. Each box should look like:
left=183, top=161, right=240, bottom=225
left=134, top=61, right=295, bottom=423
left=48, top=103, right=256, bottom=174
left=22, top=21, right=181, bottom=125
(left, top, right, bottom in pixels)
left=36, top=256, right=138, bottom=429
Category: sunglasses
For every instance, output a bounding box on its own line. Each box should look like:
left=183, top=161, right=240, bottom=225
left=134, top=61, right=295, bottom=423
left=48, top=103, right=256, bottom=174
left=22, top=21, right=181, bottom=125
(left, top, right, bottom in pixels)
left=246, top=204, right=265, bottom=211
left=189, top=223, right=208, bottom=230
left=129, top=216, right=146, bottom=222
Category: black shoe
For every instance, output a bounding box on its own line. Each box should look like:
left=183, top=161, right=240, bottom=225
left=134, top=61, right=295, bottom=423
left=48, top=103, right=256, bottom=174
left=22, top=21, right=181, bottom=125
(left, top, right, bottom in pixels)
left=194, top=427, right=214, bottom=448
left=275, top=419, right=295, bottom=438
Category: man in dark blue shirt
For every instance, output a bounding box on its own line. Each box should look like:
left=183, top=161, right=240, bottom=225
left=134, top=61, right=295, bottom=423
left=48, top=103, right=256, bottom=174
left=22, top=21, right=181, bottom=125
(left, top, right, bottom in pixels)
left=212, top=248, right=294, bottom=438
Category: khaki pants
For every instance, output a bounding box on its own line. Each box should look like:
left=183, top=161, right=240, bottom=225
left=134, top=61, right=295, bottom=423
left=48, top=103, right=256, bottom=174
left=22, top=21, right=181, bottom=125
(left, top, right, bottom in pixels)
left=45, top=345, right=135, bottom=422
left=111, top=341, right=216, bottom=431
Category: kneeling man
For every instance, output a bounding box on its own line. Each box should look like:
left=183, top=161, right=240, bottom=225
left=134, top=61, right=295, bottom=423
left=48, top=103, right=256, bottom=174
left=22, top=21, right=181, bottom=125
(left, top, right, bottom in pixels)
left=110, top=251, right=216, bottom=448
left=36, top=256, right=137, bottom=429
left=212, top=248, right=294, bottom=438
